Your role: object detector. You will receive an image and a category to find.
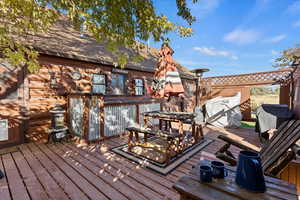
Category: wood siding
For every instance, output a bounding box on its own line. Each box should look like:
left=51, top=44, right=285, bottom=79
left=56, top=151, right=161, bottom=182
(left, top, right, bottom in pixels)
left=25, top=54, right=161, bottom=142
left=278, top=162, right=300, bottom=194
left=0, top=60, right=27, bottom=148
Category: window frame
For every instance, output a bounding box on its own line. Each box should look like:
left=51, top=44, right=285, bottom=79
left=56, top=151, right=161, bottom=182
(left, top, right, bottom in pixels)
left=91, top=74, right=106, bottom=95
left=134, top=78, right=144, bottom=96
left=110, top=73, right=127, bottom=96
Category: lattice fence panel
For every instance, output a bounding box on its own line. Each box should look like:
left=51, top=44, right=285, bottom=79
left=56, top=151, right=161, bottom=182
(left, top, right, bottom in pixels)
left=202, top=68, right=293, bottom=87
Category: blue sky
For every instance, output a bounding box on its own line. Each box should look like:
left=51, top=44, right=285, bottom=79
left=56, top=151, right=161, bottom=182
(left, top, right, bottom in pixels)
left=151, top=0, right=300, bottom=77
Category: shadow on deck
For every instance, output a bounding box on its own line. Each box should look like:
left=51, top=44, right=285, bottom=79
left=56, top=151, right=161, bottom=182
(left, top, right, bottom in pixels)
left=0, top=126, right=260, bottom=200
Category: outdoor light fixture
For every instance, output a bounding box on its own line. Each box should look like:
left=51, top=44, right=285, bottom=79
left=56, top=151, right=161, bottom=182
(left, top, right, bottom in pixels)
left=192, top=68, right=210, bottom=78
left=191, top=68, right=210, bottom=109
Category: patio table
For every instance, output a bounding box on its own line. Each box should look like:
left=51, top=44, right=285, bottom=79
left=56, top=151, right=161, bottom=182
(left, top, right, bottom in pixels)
left=126, top=111, right=201, bottom=164
left=143, top=111, right=203, bottom=143
left=173, top=160, right=298, bottom=200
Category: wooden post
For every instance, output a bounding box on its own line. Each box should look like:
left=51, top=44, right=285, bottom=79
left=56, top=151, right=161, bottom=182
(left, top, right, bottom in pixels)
left=280, top=83, right=291, bottom=107
left=100, top=96, right=105, bottom=138
left=136, top=104, right=140, bottom=124
left=81, top=96, right=89, bottom=145
left=144, top=115, right=149, bottom=129
left=128, top=130, right=133, bottom=151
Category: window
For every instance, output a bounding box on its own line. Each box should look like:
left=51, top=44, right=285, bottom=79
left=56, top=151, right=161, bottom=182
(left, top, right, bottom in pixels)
left=92, top=74, right=106, bottom=94
left=134, top=79, right=144, bottom=95
left=111, top=73, right=126, bottom=95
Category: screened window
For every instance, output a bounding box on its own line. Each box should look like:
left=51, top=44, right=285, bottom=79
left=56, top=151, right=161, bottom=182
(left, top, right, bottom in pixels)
left=111, top=73, right=126, bottom=95
left=92, top=74, right=106, bottom=94
left=134, top=79, right=144, bottom=95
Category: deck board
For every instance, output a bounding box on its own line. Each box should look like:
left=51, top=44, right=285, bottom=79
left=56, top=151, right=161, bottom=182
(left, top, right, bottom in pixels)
left=36, top=143, right=109, bottom=200
left=59, top=143, right=149, bottom=200
left=0, top=155, right=12, bottom=200
left=45, top=145, right=127, bottom=200
left=2, top=153, right=31, bottom=200
left=56, top=142, right=143, bottom=199
left=65, top=142, right=170, bottom=200
left=18, top=144, right=70, bottom=200
left=0, top=126, right=263, bottom=200
left=26, top=143, right=90, bottom=200
left=12, top=151, right=49, bottom=200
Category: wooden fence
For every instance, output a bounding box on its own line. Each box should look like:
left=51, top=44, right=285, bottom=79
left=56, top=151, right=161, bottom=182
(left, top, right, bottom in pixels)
left=200, top=68, right=294, bottom=120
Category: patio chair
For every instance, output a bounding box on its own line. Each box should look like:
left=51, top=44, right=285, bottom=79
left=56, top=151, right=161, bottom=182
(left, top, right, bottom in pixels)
left=183, top=106, right=206, bottom=141
left=161, top=106, right=206, bottom=142
left=215, top=119, right=300, bottom=176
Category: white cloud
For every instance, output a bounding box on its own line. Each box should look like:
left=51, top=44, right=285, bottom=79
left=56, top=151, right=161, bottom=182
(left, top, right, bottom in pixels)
left=177, top=60, right=203, bottom=66
left=286, top=1, right=300, bottom=13
left=223, top=29, right=261, bottom=45
left=271, top=50, right=279, bottom=55
left=293, top=20, right=300, bottom=27
left=264, top=34, right=286, bottom=43
left=190, top=0, right=220, bottom=18
left=193, top=46, right=238, bottom=60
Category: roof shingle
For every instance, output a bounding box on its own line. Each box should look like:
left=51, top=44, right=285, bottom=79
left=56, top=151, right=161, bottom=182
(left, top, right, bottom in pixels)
left=18, top=18, right=194, bottom=79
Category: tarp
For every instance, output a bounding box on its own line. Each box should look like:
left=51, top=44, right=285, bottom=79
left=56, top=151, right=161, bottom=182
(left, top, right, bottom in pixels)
left=150, top=43, right=184, bottom=99
left=255, top=104, right=293, bottom=133
left=205, top=92, right=242, bottom=128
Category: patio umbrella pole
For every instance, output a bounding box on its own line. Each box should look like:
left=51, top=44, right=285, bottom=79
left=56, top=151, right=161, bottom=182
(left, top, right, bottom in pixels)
left=195, top=76, right=200, bottom=109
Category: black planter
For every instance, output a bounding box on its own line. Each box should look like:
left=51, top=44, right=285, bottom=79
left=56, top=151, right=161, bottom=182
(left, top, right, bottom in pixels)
left=49, top=127, right=68, bottom=143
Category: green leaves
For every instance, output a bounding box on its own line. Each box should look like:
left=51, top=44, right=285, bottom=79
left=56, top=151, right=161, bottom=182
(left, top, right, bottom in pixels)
left=274, top=45, right=300, bottom=68
left=0, top=0, right=57, bottom=72
left=117, top=53, right=129, bottom=68
left=0, top=0, right=198, bottom=71
left=2, top=41, right=40, bottom=72
left=176, top=0, right=198, bottom=25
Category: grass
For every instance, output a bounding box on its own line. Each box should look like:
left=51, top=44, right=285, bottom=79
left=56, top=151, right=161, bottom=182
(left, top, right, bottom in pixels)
left=240, top=121, right=256, bottom=129
left=251, top=95, right=279, bottom=111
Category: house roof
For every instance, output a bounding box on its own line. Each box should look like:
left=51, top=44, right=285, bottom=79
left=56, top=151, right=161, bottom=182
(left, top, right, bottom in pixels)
left=19, top=18, right=195, bottom=79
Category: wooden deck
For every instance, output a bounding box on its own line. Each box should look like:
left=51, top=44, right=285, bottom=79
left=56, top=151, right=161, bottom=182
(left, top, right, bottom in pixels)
left=0, top=126, right=262, bottom=200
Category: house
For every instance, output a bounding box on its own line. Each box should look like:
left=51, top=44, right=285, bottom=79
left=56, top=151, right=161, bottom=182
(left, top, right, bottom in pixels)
left=0, top=18, right=196, bottom=148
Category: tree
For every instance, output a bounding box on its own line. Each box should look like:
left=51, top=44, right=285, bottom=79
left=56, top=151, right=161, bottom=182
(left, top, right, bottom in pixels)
left=274, top=45, right=300, bottom=68
left=0, top=0, right=198, bottom=72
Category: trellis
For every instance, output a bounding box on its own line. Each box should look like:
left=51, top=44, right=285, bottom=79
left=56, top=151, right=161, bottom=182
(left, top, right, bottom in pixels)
left=199, top=68, right=294, bottom=120
left=201, top=68, right=293, bottom=87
